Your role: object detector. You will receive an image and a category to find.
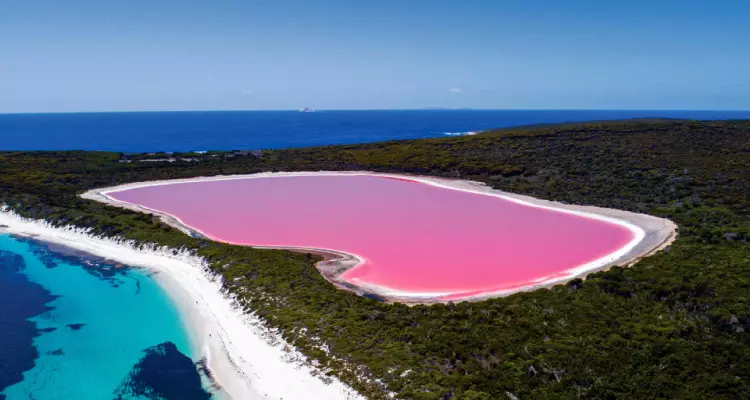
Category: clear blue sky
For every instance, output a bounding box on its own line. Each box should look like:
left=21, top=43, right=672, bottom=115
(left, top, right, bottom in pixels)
left=2, top=0, right=749, bottom=112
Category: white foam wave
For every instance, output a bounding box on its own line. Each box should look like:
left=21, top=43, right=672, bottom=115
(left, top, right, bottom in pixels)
left=443, top=131, right=477, bottom=136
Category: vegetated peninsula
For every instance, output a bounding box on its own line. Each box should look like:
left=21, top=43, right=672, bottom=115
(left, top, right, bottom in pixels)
left=1, top=119, right=748, bottom=399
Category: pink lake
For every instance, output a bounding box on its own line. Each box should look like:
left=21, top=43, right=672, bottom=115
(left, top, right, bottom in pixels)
left=108, top=175, right=635, bottom=298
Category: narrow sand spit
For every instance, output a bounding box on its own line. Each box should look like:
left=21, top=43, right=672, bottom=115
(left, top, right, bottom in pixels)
left=0, top=209, right=364, bottom=400
left=81, top=171, right=678, bottom=303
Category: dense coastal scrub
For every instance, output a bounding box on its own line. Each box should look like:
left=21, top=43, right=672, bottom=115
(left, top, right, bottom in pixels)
left=1, top=119, right=749, bottom=399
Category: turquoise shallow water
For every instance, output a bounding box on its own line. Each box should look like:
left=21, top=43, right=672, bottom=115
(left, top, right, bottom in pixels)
left=0, top=234, right=214, bottom=400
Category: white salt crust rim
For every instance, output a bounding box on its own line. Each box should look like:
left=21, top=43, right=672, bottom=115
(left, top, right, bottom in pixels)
left=95, top=171, right=652, bottom=299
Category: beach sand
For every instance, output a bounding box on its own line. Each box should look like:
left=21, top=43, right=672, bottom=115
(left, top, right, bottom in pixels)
left=0, top=209, right=364, bottom=400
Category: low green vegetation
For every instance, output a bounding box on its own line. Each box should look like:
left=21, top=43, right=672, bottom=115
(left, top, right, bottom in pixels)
left=1, top=119, right=749, bottom=399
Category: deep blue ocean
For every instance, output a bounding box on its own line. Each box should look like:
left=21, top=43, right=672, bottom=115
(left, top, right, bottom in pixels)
left=0, top=109, right=748, bottom=152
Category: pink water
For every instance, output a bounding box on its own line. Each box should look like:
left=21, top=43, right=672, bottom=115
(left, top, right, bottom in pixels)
left=108, top=175, right=634, bottom=297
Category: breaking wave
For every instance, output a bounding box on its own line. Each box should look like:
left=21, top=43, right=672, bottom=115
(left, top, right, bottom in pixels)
left=443, top=131, right=477, bottom=136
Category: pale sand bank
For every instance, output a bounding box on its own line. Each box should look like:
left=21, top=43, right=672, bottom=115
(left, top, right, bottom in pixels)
left=0, top=209, right=364, bottom=400
left=82, top=171, right=677, bottom=303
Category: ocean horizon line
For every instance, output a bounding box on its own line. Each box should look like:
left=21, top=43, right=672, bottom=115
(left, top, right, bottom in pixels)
left=2, top=108, right=749, bottom=116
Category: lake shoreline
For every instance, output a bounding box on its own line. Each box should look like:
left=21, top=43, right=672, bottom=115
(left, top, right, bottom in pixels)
left=82, top=171, right=678, bottom=304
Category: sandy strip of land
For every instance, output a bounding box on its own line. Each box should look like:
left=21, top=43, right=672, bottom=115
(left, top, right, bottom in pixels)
left=0, top=209, right=364, bottom=400
left=82, top=171, right=677, bottom=303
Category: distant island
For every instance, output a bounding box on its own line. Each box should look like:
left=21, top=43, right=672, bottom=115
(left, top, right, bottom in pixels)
left=1, top=119, right=748, bottom=399
left=421, top=106, right=475, bottom=110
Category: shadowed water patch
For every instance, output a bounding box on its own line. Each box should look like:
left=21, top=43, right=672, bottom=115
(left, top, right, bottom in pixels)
left=0, top=250, right=57, bottom=394
left=113, top=342, right=212, bottom=400
left=66, top=323, right=86, bottom=331
left=17, top=237, right=133, bottom=288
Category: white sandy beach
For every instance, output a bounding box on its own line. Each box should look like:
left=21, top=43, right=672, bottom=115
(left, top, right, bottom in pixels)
left=0, top=209, right=364, bottom=400
left=82, top=171, right=678, bottom=302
